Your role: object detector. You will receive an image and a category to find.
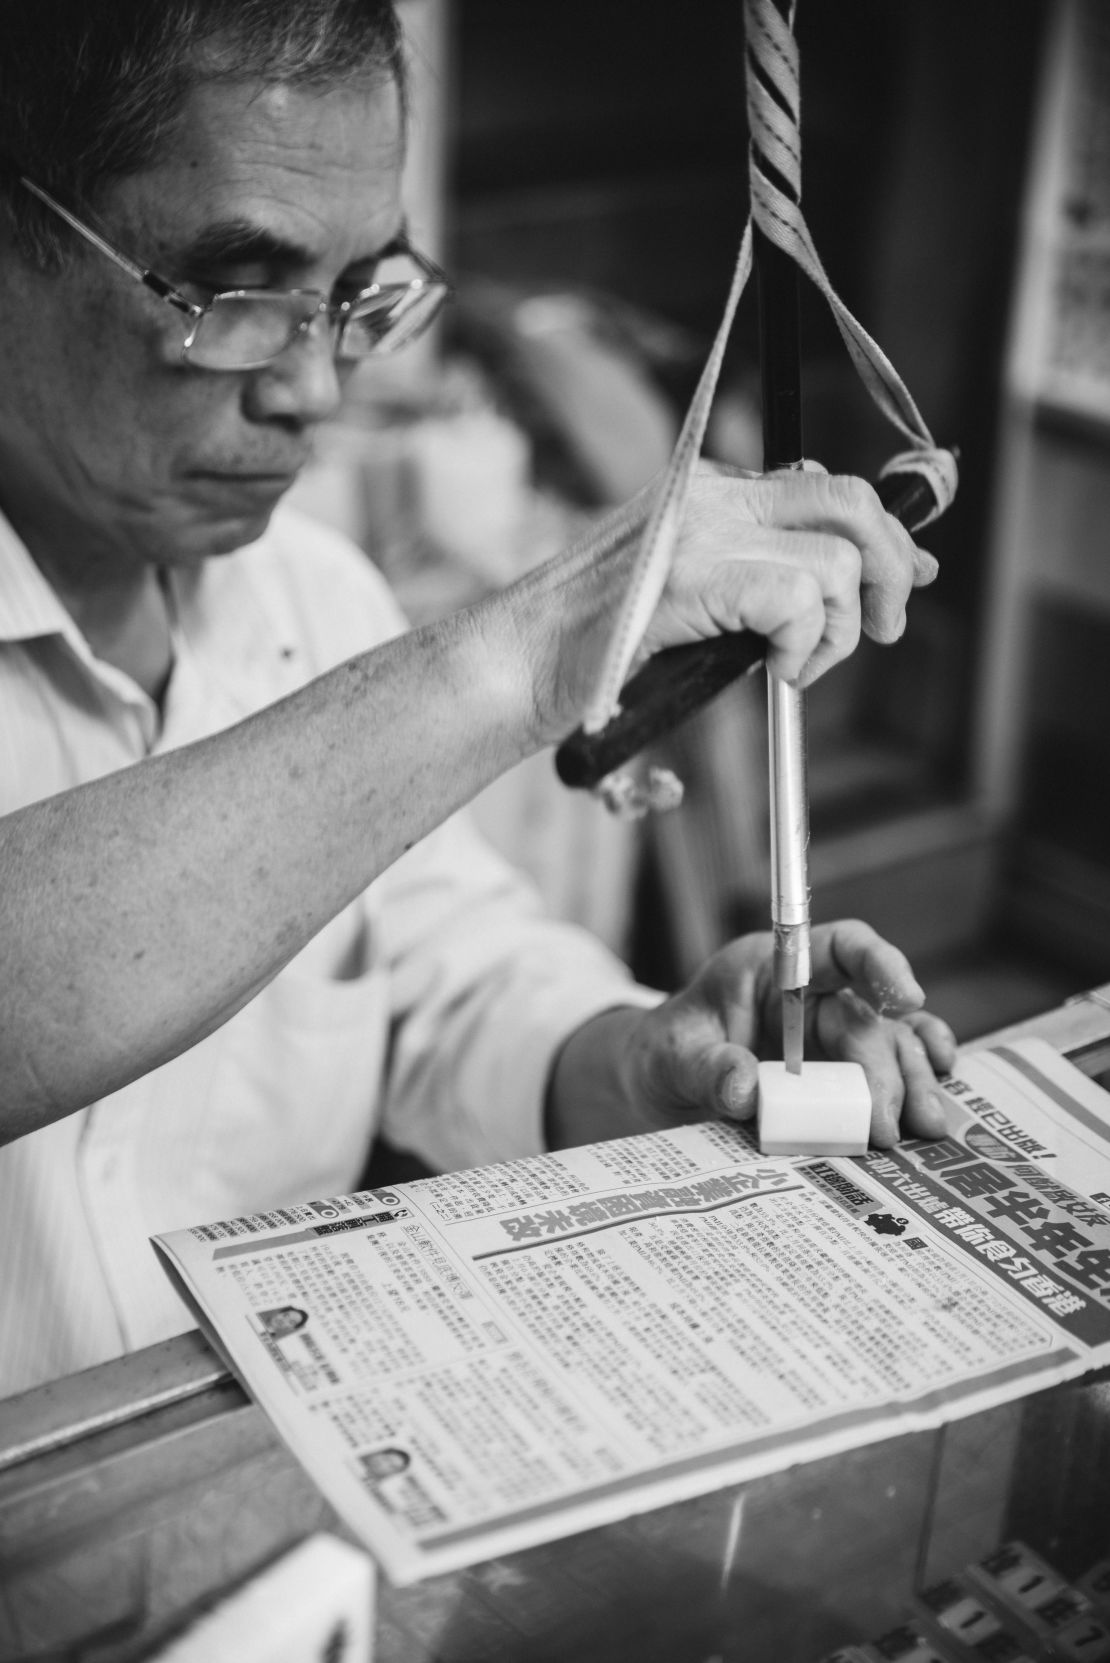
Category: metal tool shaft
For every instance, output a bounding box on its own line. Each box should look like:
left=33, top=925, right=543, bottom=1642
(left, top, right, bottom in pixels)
left=752, top=25, right=811, bottom=1074
left=768, top=675, right=811, bottom=1072
left=768, top=677, right=811, bottom=955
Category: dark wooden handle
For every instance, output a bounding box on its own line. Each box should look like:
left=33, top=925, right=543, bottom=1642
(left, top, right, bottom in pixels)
left=553, top=632, right=767, bottom=789
left=553, top=464, right=946, bottom=792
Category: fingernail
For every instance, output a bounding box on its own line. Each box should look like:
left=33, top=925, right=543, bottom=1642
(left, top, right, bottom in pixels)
left=930, top=1088, right=950, bottom=1128
left=723, top=1068, right=756, bottom=1120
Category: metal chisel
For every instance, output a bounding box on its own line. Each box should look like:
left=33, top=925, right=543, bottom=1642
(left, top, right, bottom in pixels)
left=768, top=674, right=810, bottom=1073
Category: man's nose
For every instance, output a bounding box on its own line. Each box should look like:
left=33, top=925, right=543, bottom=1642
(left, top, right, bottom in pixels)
left=245, top=310, right=345, bottom=426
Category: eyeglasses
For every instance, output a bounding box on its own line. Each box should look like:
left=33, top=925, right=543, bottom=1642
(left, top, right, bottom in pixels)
left=20, top=177, right=451, bottom=371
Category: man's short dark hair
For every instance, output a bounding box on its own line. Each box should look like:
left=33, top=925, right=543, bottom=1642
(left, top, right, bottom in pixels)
left=0, top=0, right=406, bottom=267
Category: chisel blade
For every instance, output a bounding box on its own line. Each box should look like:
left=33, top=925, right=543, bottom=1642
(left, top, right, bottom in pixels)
left=782, top=987, right=805, bottom=1074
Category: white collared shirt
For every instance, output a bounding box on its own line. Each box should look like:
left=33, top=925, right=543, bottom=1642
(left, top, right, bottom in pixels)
left=0, top=504, right=657, bottom=1396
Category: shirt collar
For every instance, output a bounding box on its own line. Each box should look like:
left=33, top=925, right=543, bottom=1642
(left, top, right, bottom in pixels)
left=0, top=503, right=82, bottom=646
left=0, top=498, right=300, bottom=724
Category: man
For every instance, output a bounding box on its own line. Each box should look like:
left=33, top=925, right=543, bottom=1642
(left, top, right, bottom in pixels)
left=0, top=0, right=955, bottom=1396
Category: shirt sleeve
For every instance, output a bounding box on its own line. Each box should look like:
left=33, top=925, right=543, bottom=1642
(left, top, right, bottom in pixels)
left=373, top=809, right=664, bottom=1172
left=265, top=504, right=665, bottom=1170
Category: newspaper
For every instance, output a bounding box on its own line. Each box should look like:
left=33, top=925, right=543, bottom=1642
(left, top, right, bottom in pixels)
left=153, top=1037, right=1110, bottom=1586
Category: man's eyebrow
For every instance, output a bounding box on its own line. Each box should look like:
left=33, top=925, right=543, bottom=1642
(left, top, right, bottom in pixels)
left=178, top=219, right=315, bottom=271
left=177, top=218, right=408, bottom=274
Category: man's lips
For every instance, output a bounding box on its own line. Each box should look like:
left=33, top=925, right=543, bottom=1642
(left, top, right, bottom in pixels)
left=191, top=468, right=302, bottom=480
left=187, top=468, right=302, bottom=495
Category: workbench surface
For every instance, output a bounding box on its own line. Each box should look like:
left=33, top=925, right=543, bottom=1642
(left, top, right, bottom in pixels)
left=3, top=987, right=1109, bottom=1663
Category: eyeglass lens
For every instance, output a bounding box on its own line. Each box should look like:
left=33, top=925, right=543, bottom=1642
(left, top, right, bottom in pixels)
left=185, top=251, right=447, bottom=370
left=187, top=293, right=322, bottom=370
left=339, top=285, right=446, bottom=358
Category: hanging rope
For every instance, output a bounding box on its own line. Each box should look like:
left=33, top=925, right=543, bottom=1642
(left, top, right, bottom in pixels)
left=579, top=0, right=958, bottom=736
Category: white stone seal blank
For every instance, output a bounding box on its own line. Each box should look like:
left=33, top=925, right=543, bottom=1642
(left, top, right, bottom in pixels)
left=757, top=1060, right=871, bottom=1157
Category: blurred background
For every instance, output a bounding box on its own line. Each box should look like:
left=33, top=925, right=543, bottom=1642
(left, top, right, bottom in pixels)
left=289, top=0, right=1110, bottom=1044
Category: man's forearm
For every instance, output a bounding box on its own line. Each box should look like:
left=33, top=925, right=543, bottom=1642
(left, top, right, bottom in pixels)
left=0, top=602, right=538, bottom=1135
left=0, top=485, right=660, bottom=1137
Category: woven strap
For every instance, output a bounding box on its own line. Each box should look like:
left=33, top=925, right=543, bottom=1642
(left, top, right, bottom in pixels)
left=580, top=0, right=958, bottom=734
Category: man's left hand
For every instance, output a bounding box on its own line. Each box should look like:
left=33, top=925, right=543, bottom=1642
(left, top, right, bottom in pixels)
left=547, top=920, right=957, bottom=1152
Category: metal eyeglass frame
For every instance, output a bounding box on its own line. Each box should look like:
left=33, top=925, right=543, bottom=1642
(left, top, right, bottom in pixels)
left=19, top=176, right=451, bottom=370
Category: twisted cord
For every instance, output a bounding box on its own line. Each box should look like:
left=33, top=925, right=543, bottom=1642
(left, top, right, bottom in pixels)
left=580, top=0, right=958, bottom=736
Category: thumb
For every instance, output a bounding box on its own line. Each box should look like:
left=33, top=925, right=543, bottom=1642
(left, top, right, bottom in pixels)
left=766, top=459, right=828, bottom=478
left=696, top=1042, right=759, bottom=1122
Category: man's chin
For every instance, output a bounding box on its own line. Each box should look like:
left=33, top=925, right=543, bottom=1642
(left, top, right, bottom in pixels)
left=168, top=499, right=284, bottom=563
left=167, top=470, right=300, bottom=559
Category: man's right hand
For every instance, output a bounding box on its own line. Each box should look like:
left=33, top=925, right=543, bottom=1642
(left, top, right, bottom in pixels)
left=508, top=464, right=939, bottom=748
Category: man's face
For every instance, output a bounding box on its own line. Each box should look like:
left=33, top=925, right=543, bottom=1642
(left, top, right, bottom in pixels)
left=263, top=1306, right=308, bottom=1338
left=0, top=69, right=405, bottom=578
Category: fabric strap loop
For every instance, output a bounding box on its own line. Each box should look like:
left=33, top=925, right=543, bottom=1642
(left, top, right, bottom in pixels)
left=580, top=0, right=958, bottom=735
